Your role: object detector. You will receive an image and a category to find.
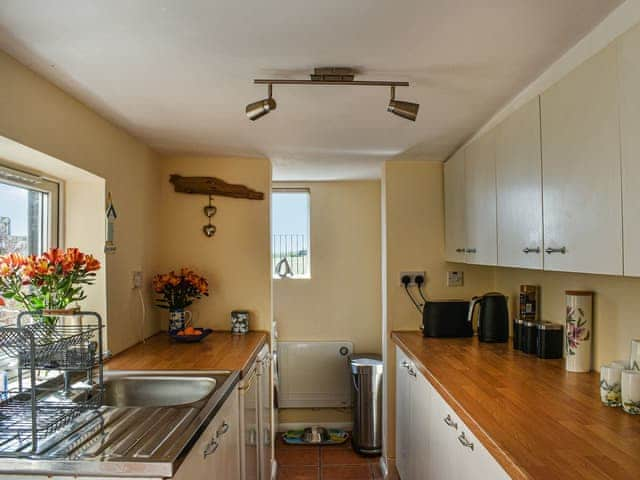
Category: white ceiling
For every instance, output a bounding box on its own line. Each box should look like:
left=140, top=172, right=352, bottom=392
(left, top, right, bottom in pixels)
left=0, top=0, right=622, bottom=180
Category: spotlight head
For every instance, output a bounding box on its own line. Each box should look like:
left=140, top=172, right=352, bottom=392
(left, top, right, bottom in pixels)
left=388, top=100, right=419, bottom=121
left=246, top=84, right=276, bottom=121
left=246, top=97, right=276, bottom=121
left=387, top=86, right=419, bottom=121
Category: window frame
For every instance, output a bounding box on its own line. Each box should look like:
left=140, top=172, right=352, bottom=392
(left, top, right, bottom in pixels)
left=271, top=187, right=311, bottom=280
left=0, top=164, right=60, bottom=253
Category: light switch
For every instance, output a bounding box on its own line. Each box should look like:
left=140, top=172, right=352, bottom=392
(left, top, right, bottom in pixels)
left=447, top=271, right=464, bottom=287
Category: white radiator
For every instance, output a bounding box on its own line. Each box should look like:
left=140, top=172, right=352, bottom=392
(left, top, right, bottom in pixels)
left=278, top=341, right=353, bottom=408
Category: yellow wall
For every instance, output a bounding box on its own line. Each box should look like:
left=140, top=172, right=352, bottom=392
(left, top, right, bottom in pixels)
left=155, top=155, right=272, bottom=332
left=273, top=181, right=382, bottom=426
left=381, top=160, right=495, bottom=461
left=0, top=50, right=161, bottom=354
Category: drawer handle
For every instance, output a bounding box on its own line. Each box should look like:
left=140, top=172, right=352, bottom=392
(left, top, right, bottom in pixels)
left=458, top=432, right=474, bottom=451
left=465, top=248, right=476, bottom=254
left=522, top=247, right=540, bottom=254
left=216, top=421, right=230, bottom=438
left=401, top=360, right=410, bottom=369
left=443, top=414, right=458, bottom=430
left=455, top=248, right=465, bottom=253
left=545, top=247, right=566, bottom=255
left=407, top=368, right=417, bottom=378
left=204, top=440, right=219, bottom=457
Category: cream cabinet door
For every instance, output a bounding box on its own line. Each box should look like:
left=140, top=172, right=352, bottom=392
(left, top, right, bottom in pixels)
left=173, top=385, right=241, bottom=480
left=495, top=97, right=543, bottom=269
left=465, top=131, right=498, bottom=265
left=618, top=24, right=640, bottom=277
left=394, top=348, right=412, bottom=480
left=444, top=149, right=467, bottom=262
left=540, top=44, right=623, bottom=275
left=410, top=369, right=430, bottom=480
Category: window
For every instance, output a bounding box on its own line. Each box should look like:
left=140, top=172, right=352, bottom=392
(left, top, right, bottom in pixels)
left=0, top=165, right=59, bottom=257
left=272, top=189, right=310, bottom=278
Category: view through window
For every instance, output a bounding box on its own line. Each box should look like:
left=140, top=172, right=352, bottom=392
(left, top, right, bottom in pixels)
left=272, top=189, right=310, bottom=278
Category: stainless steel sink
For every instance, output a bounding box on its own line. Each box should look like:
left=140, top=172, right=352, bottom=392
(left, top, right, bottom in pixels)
left=102, top=372, right=218, bottom=407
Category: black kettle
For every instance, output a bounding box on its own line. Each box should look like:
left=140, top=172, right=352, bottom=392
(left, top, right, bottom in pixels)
left=468, top=292, right=509, bottom=343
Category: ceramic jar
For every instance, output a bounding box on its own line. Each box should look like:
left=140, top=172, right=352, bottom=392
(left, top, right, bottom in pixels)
left=565, top=291, right=593, bottom=373
left=621, top=370, right=640, bottom=415
left=599, top=364, right=623, bottom=407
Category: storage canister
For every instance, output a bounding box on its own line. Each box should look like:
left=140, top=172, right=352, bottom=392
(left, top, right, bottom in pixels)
left=522, top=321, right=539, bottom=355
left=513, top=318, right=524, bottom=350
left=537, top=322, right=563, bottom=359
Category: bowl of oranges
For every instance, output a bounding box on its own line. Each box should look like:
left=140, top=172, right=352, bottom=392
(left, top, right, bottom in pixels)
left=169, top=326, right=213, bottom=343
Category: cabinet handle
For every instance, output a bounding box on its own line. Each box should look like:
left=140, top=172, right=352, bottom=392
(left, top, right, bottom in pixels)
left=455, top=248, right=465, bottom=253
left=204, top=439, right=219, bottom=457
left=401, top=360, right=410, bottom=369
left=457, top=432, right=474, bottom=451
left=443, top=414, right=458, bottom=430
left=407, top=368, right=417, bottom=377
left=465, top=248, right=476, bottom=254
left=522, top=247, right=541, bottom=254
left=545, top=246, right=566, bottom=254
left=216, top=421, right=230, bottom=438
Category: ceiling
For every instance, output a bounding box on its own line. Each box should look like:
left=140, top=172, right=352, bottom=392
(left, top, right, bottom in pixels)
left=0, top=0, right=622, bottom=180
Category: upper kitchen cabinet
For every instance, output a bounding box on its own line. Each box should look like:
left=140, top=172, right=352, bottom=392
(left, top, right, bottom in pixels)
left=495, top=97, right=543, bottom=269
left=618, top=24, right=640, bottom=277
left=465, top=131, right=498, bottom=266
left=444, top=149, right=466, bottom=262
left=540, top=44, right=623, bottom=275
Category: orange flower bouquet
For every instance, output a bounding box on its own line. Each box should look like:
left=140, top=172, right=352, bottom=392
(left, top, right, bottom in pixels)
left=152, top=269, right=209, bottom=333
left=0, top=248, right=101, bottom=324
left=152, top=268, right=209, bottom=310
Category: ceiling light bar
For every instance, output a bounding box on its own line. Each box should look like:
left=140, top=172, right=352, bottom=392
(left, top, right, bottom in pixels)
left=246, top=67, right=418, bottom=121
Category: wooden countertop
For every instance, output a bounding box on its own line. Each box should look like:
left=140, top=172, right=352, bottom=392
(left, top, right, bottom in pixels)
left=106, top=331, right=268, bottom=377
left=392, top=331, right=640, bottom=480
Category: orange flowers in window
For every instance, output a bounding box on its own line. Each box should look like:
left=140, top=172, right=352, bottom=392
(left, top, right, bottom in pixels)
left=152, top=269, right=209, bottom=310
left=0, top=248, right=101, bottom=318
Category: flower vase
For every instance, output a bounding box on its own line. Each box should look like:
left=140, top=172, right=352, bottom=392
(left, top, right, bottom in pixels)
left=565, top=291, right=593, bottom=373
left=169, top=309, right=192, bottom=334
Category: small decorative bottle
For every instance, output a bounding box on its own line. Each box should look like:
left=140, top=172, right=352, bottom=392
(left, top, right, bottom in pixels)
left=565, top=291, right=593, bottom=373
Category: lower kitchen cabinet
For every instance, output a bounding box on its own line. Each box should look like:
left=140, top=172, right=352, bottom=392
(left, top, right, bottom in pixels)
left=173, top=385, right=241, bottom=480
left=395, top=347, right=509, bottom=480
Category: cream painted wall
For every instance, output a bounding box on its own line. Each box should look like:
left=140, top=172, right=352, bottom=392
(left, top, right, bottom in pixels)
left=381, top=160, right=495, bottom=462
left=155, top=155, right=272, bottom=332
left=0, top=51, right=161, bottom=354
left=273, top=181, right=382, bottom=426
left=495, top=268, right=640, bottom=368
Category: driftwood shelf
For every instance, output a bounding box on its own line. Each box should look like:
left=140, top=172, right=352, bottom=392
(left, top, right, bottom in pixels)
left=169, top=175, right=264, bottom=200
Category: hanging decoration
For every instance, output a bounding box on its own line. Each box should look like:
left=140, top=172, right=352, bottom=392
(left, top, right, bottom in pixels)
left=104, top=192, right=117, bottom=253
left=169, top=174, right=264, bottom=238
left=203, top=195, right=217, bottom=237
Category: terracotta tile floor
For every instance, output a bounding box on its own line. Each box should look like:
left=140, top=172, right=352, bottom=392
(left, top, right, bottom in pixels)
left=275, top=434, right=398, bottom=480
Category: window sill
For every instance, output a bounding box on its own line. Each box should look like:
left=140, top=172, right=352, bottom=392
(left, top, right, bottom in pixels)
left=273, top=275, right=312, bottom=280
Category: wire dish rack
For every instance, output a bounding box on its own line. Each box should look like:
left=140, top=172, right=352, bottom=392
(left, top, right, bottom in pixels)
left=0, top=311, right=104, bottom=456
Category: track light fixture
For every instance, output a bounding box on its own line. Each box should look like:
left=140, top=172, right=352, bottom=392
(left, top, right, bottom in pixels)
left=387, top=86, right=420, bottom=122
left=245, top=67, right=419, bottom=121
left=246, top=84, right=276, bottom=121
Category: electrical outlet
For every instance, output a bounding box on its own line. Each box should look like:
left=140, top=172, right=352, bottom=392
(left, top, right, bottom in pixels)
left=447, top=271, right=464, bottom=287
left=132, top=271, right=143, bottom=289
left=399, top=271, right=426, bottom=287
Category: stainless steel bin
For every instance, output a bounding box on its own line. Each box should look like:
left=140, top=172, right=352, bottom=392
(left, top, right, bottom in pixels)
left=349, top=354, right=383, bottom=455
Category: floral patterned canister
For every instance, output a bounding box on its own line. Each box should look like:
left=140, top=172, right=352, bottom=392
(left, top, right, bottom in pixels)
left=565, top=291, right=593, bottom=373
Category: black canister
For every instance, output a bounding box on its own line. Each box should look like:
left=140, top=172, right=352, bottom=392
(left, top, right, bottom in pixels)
left=537, top=323, right=563, bottom=359
left=522, top=321, right=539, bottom=355
left=513, top=318, right=524, bottom=350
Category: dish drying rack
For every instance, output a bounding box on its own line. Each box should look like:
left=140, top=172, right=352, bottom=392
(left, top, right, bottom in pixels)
left=0, top=311, right=104, bottom=456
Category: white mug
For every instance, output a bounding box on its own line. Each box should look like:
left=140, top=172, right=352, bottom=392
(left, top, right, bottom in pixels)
left=621, top=369, right=640, bottom=415
left=600, top=364, right=623, bottom=407
left=630, top=339, right=640, bottom=371
left=611, top=359, right=630, bottom=370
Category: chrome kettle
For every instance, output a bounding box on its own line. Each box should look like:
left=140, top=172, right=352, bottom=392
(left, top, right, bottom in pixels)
left=468, top=292, right=509, bottom=343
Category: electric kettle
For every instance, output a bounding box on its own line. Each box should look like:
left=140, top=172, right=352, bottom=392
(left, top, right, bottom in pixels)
left=468, top=292, right=509, bottom=343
